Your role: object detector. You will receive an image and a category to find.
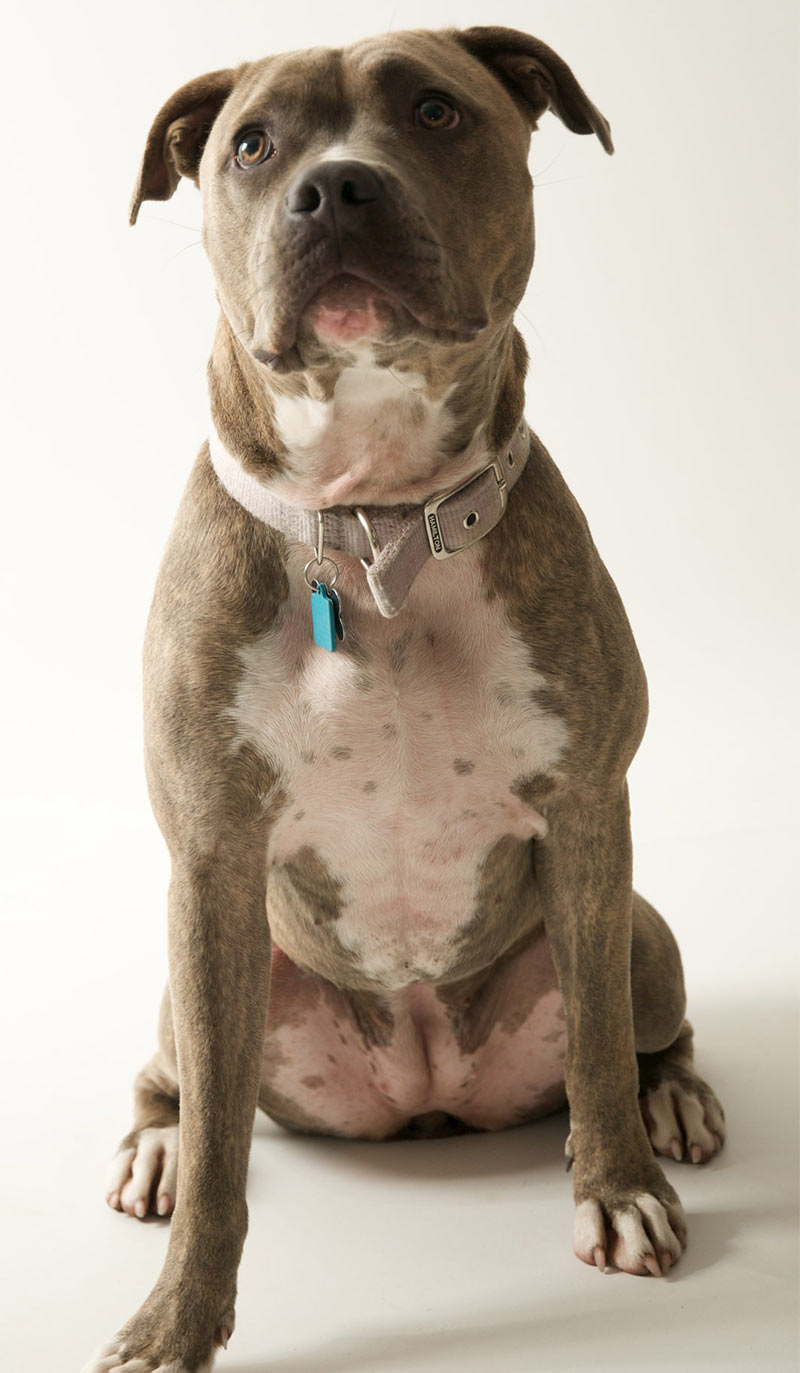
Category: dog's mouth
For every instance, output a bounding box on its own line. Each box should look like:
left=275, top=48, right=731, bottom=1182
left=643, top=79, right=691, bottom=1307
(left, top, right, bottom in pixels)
left=253, top=263, right=487, bottom=373
left=299, top=273, right=411, bottom=346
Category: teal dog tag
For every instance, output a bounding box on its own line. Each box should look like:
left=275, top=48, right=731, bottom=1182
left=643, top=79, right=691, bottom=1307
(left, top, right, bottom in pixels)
left=310, top=582, right=337, bottom=652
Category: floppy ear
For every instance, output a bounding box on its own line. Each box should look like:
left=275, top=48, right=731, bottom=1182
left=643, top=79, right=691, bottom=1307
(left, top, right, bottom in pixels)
left=452, top=26, right=613, bottom=154
left=129, top=68, right=240, bottom=225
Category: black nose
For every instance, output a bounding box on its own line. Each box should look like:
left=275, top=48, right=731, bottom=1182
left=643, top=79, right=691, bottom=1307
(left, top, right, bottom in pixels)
left=285, top=160, right=383, bottom=224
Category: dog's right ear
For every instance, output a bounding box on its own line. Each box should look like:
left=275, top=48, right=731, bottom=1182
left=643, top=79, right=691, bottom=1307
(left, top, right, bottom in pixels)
left=129, top=68, right=239, bottom=225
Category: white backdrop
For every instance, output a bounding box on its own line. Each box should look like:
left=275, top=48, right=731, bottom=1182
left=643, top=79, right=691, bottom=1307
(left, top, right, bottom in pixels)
left=1, top=2, right=797, bottom=1370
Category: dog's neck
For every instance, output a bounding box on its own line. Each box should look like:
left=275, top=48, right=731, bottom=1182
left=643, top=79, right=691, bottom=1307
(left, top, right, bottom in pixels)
left=207, top=312, right=528, bottom=511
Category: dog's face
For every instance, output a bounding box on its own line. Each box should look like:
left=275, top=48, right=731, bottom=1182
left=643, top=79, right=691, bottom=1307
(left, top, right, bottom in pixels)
left=131, top=27, right=611, bottom=376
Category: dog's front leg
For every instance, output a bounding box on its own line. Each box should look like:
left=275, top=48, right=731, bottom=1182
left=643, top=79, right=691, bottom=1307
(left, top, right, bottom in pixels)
left=537, top=784, right=687, bottom=1276
left=85, top=840, right=270, bottom=1372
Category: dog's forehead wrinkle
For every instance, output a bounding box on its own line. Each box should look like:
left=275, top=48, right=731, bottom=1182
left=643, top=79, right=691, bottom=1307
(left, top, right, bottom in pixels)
left=223, top=47, right=348, bottom=130
left=226, top=32, right=492, bottom=135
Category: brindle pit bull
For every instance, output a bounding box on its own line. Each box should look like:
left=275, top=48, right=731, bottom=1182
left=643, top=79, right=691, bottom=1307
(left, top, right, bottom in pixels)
left=83, top=25, right=725, bottom=1373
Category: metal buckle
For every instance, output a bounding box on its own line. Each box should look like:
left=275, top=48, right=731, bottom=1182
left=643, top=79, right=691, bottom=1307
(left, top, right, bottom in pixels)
left=423, top=459, right=507, bottom=560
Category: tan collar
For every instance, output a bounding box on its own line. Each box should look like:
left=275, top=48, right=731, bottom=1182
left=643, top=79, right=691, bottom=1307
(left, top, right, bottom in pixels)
left=208, top=419, right=529, bottom=618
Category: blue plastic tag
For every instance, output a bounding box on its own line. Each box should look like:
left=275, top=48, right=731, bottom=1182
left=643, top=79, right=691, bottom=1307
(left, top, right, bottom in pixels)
left=311, top=582, right=337, bottom=652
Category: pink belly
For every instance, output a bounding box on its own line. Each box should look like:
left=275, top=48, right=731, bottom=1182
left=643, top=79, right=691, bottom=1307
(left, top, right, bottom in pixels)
left=260, top=930, right=567, bottom=1138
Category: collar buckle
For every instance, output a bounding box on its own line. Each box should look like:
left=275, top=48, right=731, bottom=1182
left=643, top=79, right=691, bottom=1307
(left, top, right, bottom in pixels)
left=423, top=458, right=508, bottom=560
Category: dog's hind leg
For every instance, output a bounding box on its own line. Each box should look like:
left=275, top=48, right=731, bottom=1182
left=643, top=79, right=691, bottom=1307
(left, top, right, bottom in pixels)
left=631, top=893, right=726, bottom=1164
left=106, top=981, right=181, bottom=1218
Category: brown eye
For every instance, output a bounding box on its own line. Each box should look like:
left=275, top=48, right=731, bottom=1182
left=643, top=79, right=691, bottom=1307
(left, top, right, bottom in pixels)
left=235, top=130, right=273, bottom=168
left=415, top=97, right=460, bottom=130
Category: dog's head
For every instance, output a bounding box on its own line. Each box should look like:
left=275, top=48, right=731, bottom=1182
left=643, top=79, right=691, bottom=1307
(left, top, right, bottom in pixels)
left=130, top=27, right=611, bottom=377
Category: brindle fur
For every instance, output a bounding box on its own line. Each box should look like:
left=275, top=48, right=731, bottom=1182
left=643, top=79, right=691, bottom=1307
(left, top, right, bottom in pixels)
left=88, top=25, right=724, bottom=1373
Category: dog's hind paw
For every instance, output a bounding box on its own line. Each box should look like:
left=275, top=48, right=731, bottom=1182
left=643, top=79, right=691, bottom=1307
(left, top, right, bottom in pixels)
left=640, top=1072, right=725, bottom=1164
left=105, top=1125, right=179, bottom=1218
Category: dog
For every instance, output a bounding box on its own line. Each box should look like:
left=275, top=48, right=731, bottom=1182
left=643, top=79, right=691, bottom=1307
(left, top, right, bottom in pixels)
left=82, top=26, right=725, bottom=1372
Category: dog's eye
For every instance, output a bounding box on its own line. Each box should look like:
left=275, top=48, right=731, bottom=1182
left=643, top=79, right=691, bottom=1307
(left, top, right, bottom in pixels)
left=415, top=97, right=460, bottom=130
left=234, top=130, right=274, bottom=168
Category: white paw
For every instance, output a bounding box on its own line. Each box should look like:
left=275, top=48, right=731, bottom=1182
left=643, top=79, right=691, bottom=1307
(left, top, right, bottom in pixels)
left=105, top=1126, right=179, bottom=1218
left=574, top=1191, right=687, bottom=1276
left=80, top=1340, right=214, bottom=1372
left=643, top=1079, right=725, bottom=1163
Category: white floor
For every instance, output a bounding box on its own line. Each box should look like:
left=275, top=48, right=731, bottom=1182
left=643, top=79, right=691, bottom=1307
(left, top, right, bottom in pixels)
left=2, top=811, right=797, bottom=1372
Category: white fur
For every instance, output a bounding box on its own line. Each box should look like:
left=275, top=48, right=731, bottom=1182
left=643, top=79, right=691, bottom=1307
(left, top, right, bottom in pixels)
left=269, top=360, right=469, bottom=508
left=573, top=1194, right=685, bottom=1273
left=227, top=538, right=568, bottom=988
left=106, top=1127, right=179, bottom=1218
left=645, top=1079, right=726, bottom=1160
left=80, top=1347, right=213, bottom=1373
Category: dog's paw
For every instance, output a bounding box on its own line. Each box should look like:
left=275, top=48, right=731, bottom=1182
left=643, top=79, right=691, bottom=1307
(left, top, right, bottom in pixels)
left=106, top=1126, right=179, bottom=1218
left=640, top=1073, right=726, bottom=1164
left=80, top=1316, right=231, bottom=1372
left=574, top=1187, right=687, bottom=1276
left=80, top=1342, right=211, bottom=1372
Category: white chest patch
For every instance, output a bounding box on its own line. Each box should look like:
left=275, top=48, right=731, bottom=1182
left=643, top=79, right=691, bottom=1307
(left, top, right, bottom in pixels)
left=269, top=360, right=483, bottom=507
left=226, top=542, right=568, bottom=987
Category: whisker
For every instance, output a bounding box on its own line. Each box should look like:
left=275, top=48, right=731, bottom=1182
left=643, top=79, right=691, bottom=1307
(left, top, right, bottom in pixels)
left=143, top=214, right=203, bottom=233
left=386, top=366, right=418, bottom=392
left=531, top=147, right=566, bottom=181
left=533, top=176, right=584, bottom=190
left=160, top=240, right=202, bottom=271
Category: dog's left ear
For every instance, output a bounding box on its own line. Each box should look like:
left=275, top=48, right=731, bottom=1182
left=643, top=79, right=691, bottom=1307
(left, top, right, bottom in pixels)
left=452, top=26, right=613, bottom=154
left=129, top=67, right=241, bottom=225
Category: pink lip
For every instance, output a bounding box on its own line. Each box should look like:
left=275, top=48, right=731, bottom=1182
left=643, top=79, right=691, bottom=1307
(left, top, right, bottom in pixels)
left=303, top=273, right=403, bottom=344
left=254, top=271, right=486, bottom=368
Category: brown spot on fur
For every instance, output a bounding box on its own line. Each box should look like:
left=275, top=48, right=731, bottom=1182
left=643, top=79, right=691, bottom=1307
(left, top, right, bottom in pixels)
left=388, top=630, right=412, bottom=672
left=300, top=1074, right=325, bottom=1089
left=363, top=780, right=377, bottom=792
left=348, top=990, right=395, bottom=1048
left=267, top=846, right=380, bottom=984
left=453, top=758, right=475, bottom=775
left=419, top=710, right=433, bottom=722
left=437, top=928, right=558, bottom=1057
left=354, top=671, right=374, bottom=692
left=257, top=1080, right=340, bottom=1136
left=331, top=745, right=352, bottom=760
left=436, top=835, right=543, bottom=999
left=510, top=772, right=557, bottom=805
left=294, top=809, right=305, bottom=821
left=382, top=722, right=398, bottom=739
left=280, top=845, right=343, bottom=922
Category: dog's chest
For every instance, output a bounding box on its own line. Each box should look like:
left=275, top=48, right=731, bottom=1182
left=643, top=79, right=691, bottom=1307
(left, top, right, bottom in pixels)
left=228, top=542, right=567, bottom=987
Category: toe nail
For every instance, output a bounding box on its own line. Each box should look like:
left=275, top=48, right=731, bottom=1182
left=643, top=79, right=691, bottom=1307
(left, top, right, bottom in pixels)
left=690, top=1144, right=703, bottom=1163
left=593, top=1246, right=606, bottom=1272
left=157, top=1193, right=171, bottom=1216
left=217, top=1325, right=230, bottom=1349
left=644, top=1253, right=662, bottom=1277
left=107, top=1192, right=120, bottom=1210
left=660, top=1249, right=672, bottom=1271
left=134, top=1199, right=147, bottom=1218
left=670, top=1138, right=683, bottom=1161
